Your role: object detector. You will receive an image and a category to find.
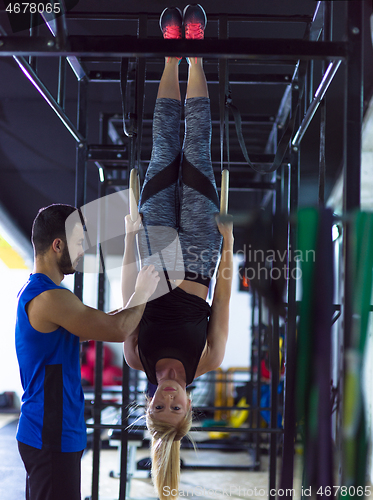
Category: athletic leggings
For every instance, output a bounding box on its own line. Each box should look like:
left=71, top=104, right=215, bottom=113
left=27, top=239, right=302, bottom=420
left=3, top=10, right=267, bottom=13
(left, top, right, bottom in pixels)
left=138, top=97, right=222, bottom=286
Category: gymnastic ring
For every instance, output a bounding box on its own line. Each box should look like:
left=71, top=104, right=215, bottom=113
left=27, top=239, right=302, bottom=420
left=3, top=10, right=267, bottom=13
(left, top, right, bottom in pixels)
left=220, top=169, right=229, bottom=216
left=129, top=169, right=140, bottom=222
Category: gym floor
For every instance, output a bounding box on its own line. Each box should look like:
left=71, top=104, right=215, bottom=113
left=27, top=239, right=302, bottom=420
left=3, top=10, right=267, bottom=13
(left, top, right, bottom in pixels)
left=4, top=411, right=373, bottom=500
left=81, top=449, right=285, bottom=500
left=7, top=411, right=373, bottom=500
left=0, top=412, right=306, bottom=500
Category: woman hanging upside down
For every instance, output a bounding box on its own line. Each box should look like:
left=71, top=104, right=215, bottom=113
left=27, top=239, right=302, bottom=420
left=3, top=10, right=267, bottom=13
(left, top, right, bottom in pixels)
left=121, top=5, right=234, bottom=500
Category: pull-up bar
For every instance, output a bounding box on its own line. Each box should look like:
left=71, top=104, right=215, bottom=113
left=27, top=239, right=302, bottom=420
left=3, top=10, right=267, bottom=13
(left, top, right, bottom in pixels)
left=0, top=36, right=347, bottom=59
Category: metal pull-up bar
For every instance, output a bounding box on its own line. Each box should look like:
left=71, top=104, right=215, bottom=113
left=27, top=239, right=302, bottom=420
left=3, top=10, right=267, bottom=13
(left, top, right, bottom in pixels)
left=0, top=35, right=347, bottom=59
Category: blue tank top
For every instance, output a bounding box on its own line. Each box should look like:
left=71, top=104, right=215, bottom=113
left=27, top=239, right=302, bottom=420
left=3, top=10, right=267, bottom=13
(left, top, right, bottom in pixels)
left=15, top=273, right=86, bottom=452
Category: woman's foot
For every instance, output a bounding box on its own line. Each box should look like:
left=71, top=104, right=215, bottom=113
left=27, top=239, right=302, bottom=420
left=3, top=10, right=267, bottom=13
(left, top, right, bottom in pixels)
left=160, top=7, right=183, bottom=63
left=160, top=7, right=183, bottom=39
left=183, top=4, right=206, bottom=65
left=183, top=4, right=206, bottom=40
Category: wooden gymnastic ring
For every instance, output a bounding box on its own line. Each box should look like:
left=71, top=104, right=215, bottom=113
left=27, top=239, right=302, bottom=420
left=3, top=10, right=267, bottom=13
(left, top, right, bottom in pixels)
left=129, top=169, right=140, bottom=222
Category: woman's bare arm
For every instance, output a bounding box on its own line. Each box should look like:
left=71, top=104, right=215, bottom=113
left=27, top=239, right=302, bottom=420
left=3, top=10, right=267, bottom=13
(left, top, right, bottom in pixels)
left=123, top=326, right=144, bottom=370
left=122, top=214, right=141, bottom=306
left=198, top=218, right=234, bottom=374
left=212, top=217, right=234, bottom=304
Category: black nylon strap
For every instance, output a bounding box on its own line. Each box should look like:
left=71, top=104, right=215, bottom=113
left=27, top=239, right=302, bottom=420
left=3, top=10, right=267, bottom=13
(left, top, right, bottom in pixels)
left=225, top=92, right=230, bottom=169
left=140, top=153, right=181, bottom=206
left=121, top=57, right=146, bottom=179
left=225, top=60, right=308, bottom=174
left=136, top=56, right=146, bottom=168
left=219, top=58, right=229, bottom=172
left=182, top=156, right=220, bottom=210
left=120, top=58, right=135, bottom=138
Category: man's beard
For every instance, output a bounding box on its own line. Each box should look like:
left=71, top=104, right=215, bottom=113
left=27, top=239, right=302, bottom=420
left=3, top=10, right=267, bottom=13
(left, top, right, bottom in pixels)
left=58, top=246, right=76, bottom=276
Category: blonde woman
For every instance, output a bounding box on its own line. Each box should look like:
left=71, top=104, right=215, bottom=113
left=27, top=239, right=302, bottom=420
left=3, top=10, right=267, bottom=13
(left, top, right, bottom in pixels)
left=122, top=5, right=233, bottom=499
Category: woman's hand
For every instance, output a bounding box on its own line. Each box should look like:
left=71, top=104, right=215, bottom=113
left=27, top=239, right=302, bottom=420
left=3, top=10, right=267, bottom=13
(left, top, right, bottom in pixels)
left=134, top=265, right=160, bottom=302
left=125, top=213, right=142, bottom=236
left=216, top=215, right=234, bottom=242
left=122, top=213, right=142, bottom=307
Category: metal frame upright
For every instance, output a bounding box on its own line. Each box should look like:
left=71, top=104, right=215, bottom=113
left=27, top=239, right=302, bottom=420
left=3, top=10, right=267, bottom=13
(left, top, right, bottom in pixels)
left=340, top=0, right=364, bottom=487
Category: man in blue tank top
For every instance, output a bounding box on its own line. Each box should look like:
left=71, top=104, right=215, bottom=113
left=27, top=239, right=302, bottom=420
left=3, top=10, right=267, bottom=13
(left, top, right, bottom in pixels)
left=15, top=203, right=159, bottom=500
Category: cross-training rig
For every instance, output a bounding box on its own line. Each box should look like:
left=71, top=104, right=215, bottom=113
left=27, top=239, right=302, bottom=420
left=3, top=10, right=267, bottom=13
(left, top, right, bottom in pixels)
left=0, top=1, right=367, bottom=499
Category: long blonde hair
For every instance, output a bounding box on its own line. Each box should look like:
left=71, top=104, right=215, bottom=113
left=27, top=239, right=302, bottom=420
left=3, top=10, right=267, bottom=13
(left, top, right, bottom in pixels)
left=145, top=406, right=193, bottom=500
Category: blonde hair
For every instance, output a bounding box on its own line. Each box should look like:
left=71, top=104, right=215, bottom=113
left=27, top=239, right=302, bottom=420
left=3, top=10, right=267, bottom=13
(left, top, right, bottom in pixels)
left=145, top=405, right=193, bottom=500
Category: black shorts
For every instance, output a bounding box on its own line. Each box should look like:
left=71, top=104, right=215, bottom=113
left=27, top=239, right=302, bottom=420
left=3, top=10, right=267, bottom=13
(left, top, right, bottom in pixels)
left=18, top=441, right=84, bottom=500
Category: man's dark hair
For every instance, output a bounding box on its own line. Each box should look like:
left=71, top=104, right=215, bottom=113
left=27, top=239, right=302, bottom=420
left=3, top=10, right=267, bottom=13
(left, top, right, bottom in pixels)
left=31, top=204, right=78, bottom=256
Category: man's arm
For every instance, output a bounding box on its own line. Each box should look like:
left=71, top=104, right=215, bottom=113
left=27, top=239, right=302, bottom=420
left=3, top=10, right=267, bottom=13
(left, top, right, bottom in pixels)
left=28, top=265, right=159, bottom=342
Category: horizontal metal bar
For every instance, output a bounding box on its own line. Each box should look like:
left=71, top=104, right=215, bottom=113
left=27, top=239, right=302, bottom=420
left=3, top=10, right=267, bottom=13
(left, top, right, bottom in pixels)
left=64, top=11, right=312, bottom=24
left=108, top=116, right=277, bottom=126
left=89, top=164, right=286, bottom=178
left=181, top=443, right=258, bottom=453
left=88, top=155, right=282, bottom=167
left=100, top=171, right=276, bottom=190
left=89, top=70, right=292, bottom=85
left=217, top=185, right=276, bottom=192
left=213, top=157, right=291, bottom=165
left=86, top=423, right=284, bottom=433
left=292, top=59, right=342, bottom=147
left=0, top=36, right=347, bottom=60
left=85, top=401, right=275, bottom=412
left=180, top=465, right=258, bottom=471
left=88, top=145, right=127, bottom=161
left=87, top=147, right=289, bottom=164
left=82, top=56, right=299, bottom=66
left=102, top=178, right=276, bottom=191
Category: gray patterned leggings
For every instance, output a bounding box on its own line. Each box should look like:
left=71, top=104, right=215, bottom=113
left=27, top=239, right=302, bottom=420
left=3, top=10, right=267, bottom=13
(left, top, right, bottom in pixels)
left=139, top=97, right=222, bottom=285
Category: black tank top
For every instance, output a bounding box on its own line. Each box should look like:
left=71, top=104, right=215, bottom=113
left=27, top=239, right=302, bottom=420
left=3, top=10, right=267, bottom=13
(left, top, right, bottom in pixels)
left=138, top=287, right=211, bottom=386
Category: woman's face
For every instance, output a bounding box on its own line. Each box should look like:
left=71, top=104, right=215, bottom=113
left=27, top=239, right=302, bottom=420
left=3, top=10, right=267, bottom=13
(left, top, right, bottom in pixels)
left=149, top=380, right=191, bottom=425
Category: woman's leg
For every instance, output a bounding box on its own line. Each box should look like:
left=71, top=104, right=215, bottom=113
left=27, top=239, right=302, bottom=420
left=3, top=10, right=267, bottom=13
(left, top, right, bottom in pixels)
left=138, top=61, right=184, bottom=283
left=157, top=58, right=181, bottom=100
left=179, top=61, right=223, bottom=281
left=139, top=59, right=182, bottom=228
left=186, top=58, right=208, bottom=99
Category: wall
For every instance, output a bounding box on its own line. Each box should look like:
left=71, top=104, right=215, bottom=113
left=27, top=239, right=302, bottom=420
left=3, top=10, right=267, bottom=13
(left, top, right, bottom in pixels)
left=0, top=259, right=30, bottom=403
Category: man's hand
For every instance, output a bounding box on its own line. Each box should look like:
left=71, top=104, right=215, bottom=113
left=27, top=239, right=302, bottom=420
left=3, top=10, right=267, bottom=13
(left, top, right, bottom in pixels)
left=134, top=264, right=160, bottom=302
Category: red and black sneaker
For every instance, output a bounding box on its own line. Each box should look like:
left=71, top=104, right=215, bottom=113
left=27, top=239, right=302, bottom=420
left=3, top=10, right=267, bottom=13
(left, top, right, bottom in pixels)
left=160, top=7, right=183, bottom=40
left=183, top=4, right=207, bottom=40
